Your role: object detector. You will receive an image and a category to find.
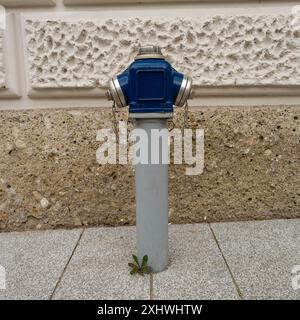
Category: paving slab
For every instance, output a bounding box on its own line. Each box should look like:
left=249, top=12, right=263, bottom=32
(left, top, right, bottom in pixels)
left=211, top=219, right=300, bottom=300
left=0, top=229, right=82, bottom=300
left=153, top=224, right=240, bottom=300
left=53, top=226, right=150, bottom=300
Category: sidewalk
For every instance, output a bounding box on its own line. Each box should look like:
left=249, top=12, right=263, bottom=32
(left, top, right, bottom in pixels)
left=0, top=219, right=299, bottom=300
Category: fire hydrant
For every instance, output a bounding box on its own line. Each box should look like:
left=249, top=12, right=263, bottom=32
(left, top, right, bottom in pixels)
left=107, top=45, right=192, bottom=272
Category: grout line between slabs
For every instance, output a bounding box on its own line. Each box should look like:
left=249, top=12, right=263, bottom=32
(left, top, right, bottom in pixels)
left=208, top=223, right=244, bottom=300
left=49, top=228, right=85, bottom=300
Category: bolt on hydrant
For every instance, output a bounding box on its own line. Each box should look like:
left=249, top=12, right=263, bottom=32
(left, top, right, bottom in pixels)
left=107, top=45, right=192, bottom=272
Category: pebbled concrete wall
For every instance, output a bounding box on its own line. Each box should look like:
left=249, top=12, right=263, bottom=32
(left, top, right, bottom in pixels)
left=0, top=106, right=299, bottom=232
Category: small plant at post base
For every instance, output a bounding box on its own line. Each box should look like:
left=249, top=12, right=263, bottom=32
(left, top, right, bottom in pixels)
left=128, top=255, right=152, bottom=276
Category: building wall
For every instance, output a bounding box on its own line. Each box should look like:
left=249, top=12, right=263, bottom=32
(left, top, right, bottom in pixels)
left=0, top=0, right=299, bottom=231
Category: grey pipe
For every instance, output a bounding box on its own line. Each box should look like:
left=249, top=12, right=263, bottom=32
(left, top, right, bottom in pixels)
left=134, top=118, right=169, bottom=273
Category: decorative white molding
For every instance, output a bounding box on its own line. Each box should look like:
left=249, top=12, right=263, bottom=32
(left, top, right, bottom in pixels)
left=63, top=0, right=195, bottom=4
left=63, top=0, right=288, bottom=5
left=0, top=13, right=21, bottom=98
left=63, top=0, right=224, bottom=4
left=0, top=28, right=5, bottom=88
left=0, top=0, right=56, bottom=6
left=24, top=15, right=300, bottom=94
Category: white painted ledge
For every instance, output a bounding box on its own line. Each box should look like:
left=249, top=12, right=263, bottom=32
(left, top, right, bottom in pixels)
left=63, top=0, right=225, bottom=4
left=0, top=0, right=56, bottom=7
left=63, top=0, right=285, bottom=5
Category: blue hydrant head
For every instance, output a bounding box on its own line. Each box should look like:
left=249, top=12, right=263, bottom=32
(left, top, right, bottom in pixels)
left=107, top=45, right=192, bottom=116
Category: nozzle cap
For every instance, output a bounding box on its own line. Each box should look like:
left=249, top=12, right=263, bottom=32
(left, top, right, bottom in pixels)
left=135, top=44, right=165, bottom=60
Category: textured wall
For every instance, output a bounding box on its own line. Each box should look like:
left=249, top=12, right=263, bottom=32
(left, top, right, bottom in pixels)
left=25, top=15, right=300, bottom=89
left=0, top=3, right=299, bottom=231
left=0, top=106, right=299, bottom=232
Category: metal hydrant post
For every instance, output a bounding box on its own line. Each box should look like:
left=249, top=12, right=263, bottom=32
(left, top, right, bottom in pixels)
left=135, top=117, right=169, bottom=272
left=107, top=45, right=192, bottom=273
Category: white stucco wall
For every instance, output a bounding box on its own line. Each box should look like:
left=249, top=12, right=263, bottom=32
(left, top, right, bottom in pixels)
left=0, top=0, right=299, bottom=108
left=24, top=15, right=300, bottom=89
